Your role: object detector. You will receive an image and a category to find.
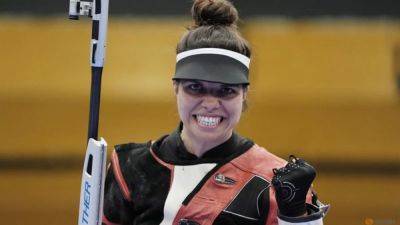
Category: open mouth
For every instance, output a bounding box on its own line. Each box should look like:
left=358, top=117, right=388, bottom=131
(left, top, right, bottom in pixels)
left=193, top=115, right=224, bottom=128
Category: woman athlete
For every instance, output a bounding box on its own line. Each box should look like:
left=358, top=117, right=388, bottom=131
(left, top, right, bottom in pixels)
left=102, top=0, right=329, bottom=224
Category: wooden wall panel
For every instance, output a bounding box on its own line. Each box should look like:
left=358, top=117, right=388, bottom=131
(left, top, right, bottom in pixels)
left=0, top=18, right=399, bottom=163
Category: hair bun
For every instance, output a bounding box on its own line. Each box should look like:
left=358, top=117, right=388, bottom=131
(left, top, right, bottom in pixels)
left=192, top=0, right=239, bottom=27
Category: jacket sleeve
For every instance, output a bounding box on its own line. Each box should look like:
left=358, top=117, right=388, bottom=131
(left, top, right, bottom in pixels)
left=277, top=202, right=329, bottom=225
left=266, top=189, right=329, bottom=225
left=102, top=150, right=135, bottom=225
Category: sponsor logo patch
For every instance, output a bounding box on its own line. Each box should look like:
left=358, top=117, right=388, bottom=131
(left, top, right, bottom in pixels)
left=214, top=173, right=236, bottom=185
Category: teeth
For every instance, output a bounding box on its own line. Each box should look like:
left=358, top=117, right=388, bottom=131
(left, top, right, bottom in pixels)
left=196, top=115, right=222, bottom=127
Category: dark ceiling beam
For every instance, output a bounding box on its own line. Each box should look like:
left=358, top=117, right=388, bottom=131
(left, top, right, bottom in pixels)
left=0, top=0, right=399, bottom=18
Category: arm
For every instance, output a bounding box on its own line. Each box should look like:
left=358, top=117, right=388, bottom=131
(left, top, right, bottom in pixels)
left=102, top=164, right=122, bottom=225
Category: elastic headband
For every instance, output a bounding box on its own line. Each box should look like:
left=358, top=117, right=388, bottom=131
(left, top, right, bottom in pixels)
left=173, top=48, right=250, bottom=84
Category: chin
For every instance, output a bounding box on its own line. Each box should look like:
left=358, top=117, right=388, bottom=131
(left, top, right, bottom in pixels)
left=194, top=129, right=224, bottom=142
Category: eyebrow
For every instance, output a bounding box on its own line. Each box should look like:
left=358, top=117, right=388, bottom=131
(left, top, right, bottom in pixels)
left=182, top=80, right=240, bottom=88
left=220, top=83, right=241, bottom=89
left=181, top=79, right=200, bottom=84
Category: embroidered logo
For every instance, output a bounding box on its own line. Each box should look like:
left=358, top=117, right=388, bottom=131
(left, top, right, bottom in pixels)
left=214, top=173, right=236, bottom=185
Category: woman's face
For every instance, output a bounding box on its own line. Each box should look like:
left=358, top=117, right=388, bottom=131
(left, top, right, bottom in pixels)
left=175, top=79, right=247, bottom=143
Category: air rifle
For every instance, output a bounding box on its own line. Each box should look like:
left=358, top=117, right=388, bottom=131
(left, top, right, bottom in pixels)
left=68, top=0, right=110, bottom=224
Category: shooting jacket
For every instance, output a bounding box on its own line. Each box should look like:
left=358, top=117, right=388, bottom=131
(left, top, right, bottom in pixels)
left=102, top=125, right=326, bottom=225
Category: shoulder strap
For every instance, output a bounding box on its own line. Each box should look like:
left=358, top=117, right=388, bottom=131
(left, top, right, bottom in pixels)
left=230, top=144, right=287, bottom=179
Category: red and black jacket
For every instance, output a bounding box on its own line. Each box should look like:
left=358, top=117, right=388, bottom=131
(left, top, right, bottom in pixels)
left=102, top=126, right=325, bottom=225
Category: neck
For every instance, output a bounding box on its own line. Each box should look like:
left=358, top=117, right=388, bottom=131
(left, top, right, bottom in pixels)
left=180, top=127, right=232, bottom=158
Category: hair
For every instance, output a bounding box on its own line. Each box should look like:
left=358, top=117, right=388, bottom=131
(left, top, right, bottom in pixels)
left=176, top=0, right=251, bottom=58
left=176, top=0, right=251, bottom=111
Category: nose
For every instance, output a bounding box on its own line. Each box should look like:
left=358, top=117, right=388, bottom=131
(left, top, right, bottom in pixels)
left=201, top=95, right=221, bottom=111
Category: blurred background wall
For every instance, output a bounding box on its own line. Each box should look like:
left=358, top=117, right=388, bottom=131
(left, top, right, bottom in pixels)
left=0, top=1, right=399, bottom=224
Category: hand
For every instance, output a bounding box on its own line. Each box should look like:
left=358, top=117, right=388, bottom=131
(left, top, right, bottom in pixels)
left=271, top=155, right=316, bottom=217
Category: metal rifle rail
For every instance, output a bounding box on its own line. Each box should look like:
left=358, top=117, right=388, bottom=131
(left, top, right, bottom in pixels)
left=69, top=0, right=110, bottom=224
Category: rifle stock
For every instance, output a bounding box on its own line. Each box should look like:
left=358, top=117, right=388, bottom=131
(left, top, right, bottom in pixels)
left=78, top=138, right=107, bottom=225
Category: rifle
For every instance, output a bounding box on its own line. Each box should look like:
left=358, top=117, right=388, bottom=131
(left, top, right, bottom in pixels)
left=68, top=0, right=110, bottom=224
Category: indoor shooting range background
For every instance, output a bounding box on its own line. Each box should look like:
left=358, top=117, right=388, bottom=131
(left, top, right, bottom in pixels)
left=0, top=1, right=399, bottom=224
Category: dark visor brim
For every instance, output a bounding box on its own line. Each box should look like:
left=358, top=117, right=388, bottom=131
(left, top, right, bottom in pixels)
left=173, top=54, right=249, bottom=85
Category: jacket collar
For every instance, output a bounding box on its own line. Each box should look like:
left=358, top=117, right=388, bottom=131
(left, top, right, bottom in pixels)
left=152, top=123, right=254, bottom=165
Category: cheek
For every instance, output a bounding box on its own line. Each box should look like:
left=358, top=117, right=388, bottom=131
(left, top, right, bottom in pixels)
left=225, top=99, right=244, bottom=124
left=176, top=95, right=186, bottom=121
left=176, top=93, right=195, bottom=122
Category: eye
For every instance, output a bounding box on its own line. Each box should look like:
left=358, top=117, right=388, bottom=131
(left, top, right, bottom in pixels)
left=188, top=83, right=202, bottom=92
left=219, top=87, right=238, bottom=96
left=221, top=87, right=236, bottom=95
left=182, top=82, right=205, bottom=96
left=215, top=86, right=240, bottom=99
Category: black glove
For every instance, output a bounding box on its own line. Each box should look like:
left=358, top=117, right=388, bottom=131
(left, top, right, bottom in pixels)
left=272, top=155, right=316, bottom=217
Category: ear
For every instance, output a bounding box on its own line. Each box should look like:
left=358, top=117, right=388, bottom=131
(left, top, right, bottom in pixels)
left=242, top=85, right=248, bottom=101
left=173, top=81, right=179, bottom=95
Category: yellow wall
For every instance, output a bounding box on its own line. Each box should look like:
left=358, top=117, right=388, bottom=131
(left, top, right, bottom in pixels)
left=1, top=18, right=399, bottom=163
left=0, top=17, right=399, bottom=225
left=243, top=19, right=400, bottom=162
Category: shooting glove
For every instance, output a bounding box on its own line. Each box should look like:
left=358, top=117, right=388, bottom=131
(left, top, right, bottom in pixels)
left=272, top=155, right=316, bottom=217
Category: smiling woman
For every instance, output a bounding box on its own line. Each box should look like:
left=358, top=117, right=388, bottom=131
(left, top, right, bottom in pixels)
left=101, top=0, right=328, bottom=225
left=175, top=80, right=246, bottom=157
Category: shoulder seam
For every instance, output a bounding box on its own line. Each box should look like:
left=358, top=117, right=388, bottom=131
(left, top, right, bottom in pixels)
left=111, top=150, right=132, bottom=202
left=114, top=141, right=150, bottom=153
left=149, top=146, right=174, bottom=170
